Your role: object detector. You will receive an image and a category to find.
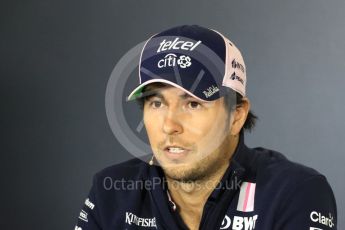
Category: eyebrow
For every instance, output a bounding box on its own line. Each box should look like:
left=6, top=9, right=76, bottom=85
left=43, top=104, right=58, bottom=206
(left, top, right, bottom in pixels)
left=179, top=93, right=194, bottom=100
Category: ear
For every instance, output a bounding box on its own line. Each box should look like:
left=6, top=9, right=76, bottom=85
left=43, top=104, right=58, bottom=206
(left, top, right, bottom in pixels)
left=230, top=98, right=250, bottom=136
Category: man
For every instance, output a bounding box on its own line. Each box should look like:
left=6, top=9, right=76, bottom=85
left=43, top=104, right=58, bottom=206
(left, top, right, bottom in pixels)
left=75, top=25, right=337, bottom=229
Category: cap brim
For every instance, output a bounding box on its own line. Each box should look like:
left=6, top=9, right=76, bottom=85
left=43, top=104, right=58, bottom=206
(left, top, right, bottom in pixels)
left=127, top=79, right=208, bottom=102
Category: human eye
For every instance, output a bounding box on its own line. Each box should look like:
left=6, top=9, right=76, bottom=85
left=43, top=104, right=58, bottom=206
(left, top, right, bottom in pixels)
left=187, top=100, right=202, bottom=109
left=149, top=99, right=164, bottom=109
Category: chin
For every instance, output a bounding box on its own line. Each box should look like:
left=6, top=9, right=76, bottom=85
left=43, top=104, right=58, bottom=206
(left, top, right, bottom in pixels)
left=162, top=163, right=207, bottom=182
left=155, top=150, right=219, bottom=182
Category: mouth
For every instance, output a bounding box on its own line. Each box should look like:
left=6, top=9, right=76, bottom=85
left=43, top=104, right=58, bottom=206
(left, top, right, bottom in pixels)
left=163, top=146, right=190, bottom=160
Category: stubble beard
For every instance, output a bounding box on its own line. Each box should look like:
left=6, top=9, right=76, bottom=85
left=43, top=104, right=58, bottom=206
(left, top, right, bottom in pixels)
left=157, top=147, right=228, bottom=184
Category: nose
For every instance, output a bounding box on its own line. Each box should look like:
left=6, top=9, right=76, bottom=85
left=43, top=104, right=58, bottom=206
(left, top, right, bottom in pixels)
left=162, top=110, right=183, bottom=135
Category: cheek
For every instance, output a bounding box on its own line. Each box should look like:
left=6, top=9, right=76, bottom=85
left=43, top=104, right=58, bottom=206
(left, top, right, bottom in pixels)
left=198, top=125, right=229, bottom=158
left=143, top=112, right=163, bottom=142
left=186, top=111, right=227, bottom=137
left=189, top=112, right=229, bottom=153
left=184, top=116, right=212, bottom=136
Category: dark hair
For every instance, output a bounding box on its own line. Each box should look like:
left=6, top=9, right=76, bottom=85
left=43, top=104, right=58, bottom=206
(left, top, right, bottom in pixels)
left=135, top=85, right=258, bottom=132
left=223, top=90, right=258, bottom=132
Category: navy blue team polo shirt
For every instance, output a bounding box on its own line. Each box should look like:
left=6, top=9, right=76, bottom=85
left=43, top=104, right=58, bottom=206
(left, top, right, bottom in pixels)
left=75, top=131, right=337, bottom=230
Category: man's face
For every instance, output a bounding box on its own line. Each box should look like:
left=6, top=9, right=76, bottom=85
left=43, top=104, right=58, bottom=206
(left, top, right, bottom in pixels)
left=143, top=84, right=234, bottom=182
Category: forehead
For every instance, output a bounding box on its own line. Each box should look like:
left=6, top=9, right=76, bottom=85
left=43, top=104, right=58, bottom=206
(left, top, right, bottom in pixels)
left=143, top=83, right=194, bottom=99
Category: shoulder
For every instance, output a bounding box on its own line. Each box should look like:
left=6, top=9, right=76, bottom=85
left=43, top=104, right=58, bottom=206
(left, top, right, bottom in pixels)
left=249, top=146, right=336, bottom=211
left=248, top=146, right=323, bottom=181
left=76, top=157, right=153, bottom=228
left=93, top=156, right=151, bottom=185
left=88, top=156, right=152, bottom=207
left=244, top=146, right=335, bottom=203
left=249, top=147, right=338, bottom=229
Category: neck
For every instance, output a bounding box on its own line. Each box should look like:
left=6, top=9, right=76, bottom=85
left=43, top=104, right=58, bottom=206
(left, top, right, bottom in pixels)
left=166, top=163, right=228, bottom=208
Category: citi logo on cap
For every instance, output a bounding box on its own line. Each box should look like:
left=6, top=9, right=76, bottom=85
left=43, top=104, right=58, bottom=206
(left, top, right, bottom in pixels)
left=157, top=54, right=192, bottom=69
left=157, top=37, right=202, bottom=53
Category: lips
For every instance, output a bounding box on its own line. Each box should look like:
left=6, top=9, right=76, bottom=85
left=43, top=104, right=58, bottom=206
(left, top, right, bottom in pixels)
left=163, top=146, right=190, bottom=160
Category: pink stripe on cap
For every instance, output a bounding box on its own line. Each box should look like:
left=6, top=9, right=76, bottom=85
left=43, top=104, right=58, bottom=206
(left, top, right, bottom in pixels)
left=212, top=30, right=247, bottom=97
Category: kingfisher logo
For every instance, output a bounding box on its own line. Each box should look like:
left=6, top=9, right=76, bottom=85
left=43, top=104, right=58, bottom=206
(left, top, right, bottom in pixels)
left=220, top=214, right=258, bottom=230
left=125, top=212, right=157, bottom=228
left=157, top=37, right=202, bottom=53
left=157, top=54, right=192, bottom=69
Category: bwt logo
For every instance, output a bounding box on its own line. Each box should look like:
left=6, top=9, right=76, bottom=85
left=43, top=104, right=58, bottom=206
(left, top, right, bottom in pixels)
left=157, top=54, right=192, bottom=69
left=220, top=214, right=258, bottom=230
